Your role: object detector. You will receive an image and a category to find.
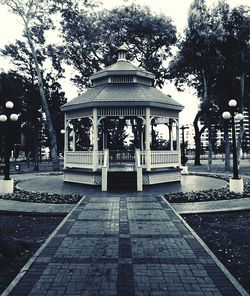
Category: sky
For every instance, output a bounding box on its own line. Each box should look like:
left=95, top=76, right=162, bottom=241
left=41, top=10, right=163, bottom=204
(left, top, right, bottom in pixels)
left=0, top=0, right=249, bottom=125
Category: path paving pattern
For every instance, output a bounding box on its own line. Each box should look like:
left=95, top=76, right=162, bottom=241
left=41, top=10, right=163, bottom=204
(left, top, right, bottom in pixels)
left=6, top=195, right=246, bottom=296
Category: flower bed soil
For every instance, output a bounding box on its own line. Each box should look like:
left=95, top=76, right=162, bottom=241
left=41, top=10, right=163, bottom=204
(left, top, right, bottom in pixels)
left=183, top=211, right=250, bottom=294
left=0, top=184, right=82, bottom=204
left=165, top=175, right=250, bottom=203
left=0, top=213, right=63, bottom=294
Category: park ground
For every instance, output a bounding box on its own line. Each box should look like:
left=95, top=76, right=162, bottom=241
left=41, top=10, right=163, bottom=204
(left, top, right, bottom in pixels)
left=0, top=159, right=250, bottom=294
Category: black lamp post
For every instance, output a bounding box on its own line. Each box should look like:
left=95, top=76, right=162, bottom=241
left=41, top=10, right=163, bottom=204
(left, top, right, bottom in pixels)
left=180, top=125, right=188, bottom=166
left=0, top=101, right=19, bottom=182
left=222, top=99, right=244, bottom=193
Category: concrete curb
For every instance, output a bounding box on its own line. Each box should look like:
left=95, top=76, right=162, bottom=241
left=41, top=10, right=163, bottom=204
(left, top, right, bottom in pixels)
left=1, top=196, right=250, bottom=215
left=172, top=197, right=250, bottom=214
left=0, top=199, right=74, bottom=215
left=161, top=195, right=249, bottom=296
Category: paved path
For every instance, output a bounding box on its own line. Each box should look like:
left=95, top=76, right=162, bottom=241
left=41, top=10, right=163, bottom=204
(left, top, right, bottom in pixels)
left=15, top=174, right=227, bottom=195
left=2, top=195, right=248, bottom=296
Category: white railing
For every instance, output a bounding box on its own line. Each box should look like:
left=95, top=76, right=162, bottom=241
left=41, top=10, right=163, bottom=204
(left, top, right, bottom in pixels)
left=151, top=150, right=179, bottom=168
left=140, top=150, right=179, bottom=169
left=109, top=150, right=135, bottom=164
left=65, top=151, right=105, bottom=169
left=65, top=150, right=180, bottom=170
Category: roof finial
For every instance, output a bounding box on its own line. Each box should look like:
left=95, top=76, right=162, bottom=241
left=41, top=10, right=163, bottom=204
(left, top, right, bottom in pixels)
left=117, top=43, right=128, bottom=61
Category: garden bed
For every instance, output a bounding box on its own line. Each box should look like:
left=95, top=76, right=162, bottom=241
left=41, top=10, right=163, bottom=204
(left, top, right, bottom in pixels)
left=183, top=211, right=250, bottom=294
left=165, top=174, right=250, bottom=203
left=0, top=182, right=82, bottom=204
left=0, top=213, right=63, bottom=294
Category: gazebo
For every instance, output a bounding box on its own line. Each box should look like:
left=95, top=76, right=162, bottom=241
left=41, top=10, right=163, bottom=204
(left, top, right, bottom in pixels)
left=60, top=46, right=184, bottom=191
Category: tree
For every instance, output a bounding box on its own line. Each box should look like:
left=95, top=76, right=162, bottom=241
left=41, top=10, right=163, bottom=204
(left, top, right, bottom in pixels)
left=168, top=0, right=220, bottom=168
left=168, top=0, right=247, bottom=171
left=71, top=118, right=92, bottom=151
left=1, top=0, right=60, bottom=170
left=105, top=119, right=128, bottom=151
left=207, top=3, right=250, bottom=171
left=0, top=72, right=25, bottom=161
left=226, top=6, right=250, bottom=160
left=57, top=3, right=177, bottom=89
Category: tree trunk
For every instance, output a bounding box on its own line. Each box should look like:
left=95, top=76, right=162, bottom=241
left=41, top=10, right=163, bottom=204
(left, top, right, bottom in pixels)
left=33, top=129, right=39, bottom=171
left=247, top=104, right=250, bottom=153
left=202, top=67, right=208, bottom=100
left=25, top=26, right=59, bottom=171
left=207, top=124, right=213, bottom=172
left=193, top=111, right=206, bottom=166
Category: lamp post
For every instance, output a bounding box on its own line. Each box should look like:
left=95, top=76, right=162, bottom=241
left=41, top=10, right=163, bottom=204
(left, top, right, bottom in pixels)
left=180, top=125, right=189, bottom=175
left=0, top=100, right=19, bottom=194
left=222, top=99, right=244, bottom=193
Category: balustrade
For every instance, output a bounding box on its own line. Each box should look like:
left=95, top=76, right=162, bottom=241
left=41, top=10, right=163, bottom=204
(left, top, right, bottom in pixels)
left=65, top=151, right=105, bottom=169
left=65, top=150, right=180, bottom=170
left=150, top=150, right=179, bottom=168
left=109, top=150, right=135, bottom=164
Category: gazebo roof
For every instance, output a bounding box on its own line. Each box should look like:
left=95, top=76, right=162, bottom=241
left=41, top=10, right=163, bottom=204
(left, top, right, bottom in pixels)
left=61, top=83, right=183, bottom=112
left=61, top=45, right=184, bottom=113
left=90, top=60, right=155, bottom=81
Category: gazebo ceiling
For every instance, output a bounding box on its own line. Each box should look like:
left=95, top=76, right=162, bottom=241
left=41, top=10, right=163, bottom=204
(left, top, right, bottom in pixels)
left=61, top=83, right=183, bottom=112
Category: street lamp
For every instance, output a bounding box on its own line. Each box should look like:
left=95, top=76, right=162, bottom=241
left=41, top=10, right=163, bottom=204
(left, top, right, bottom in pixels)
left=222, top=99, right=244, bottom=193
left=0, top=100, right=19, bottom=194
left=180, top=125, right=189, bottom=175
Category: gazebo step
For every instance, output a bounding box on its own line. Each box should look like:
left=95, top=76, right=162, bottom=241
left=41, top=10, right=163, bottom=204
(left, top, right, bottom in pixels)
left=107, top=172, right=137, bottom=190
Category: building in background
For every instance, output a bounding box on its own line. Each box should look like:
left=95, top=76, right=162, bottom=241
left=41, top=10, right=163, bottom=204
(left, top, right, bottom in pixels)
left=183, top=108, right=249, bottom=155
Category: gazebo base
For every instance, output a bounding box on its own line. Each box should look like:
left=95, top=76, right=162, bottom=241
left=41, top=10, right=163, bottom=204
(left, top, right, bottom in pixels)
left=63, top=167, right=181, bottom=191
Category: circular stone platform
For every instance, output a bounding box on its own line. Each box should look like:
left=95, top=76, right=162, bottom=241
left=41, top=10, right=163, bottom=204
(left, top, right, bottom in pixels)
left=18, top=175, right=227, bottom=196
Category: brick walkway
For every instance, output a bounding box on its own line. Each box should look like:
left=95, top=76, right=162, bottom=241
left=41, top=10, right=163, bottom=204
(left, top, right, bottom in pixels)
left=3, top=195, right=247, bottom=296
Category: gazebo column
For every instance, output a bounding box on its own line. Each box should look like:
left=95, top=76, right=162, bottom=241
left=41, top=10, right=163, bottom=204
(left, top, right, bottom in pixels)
left=103, top=119, right=108, bottom=149
left=93, top=108, right=98, bottom=171
left=64, top=116, right=69, bottom=169
left=145, top=107, right=151, bottom=171
left=64, top=117, right=69, bottom=152
left=72, top=127, right=76, bottom=151
left=176, top=119, right=181, bottom=166
left=169, top=119, right=173, bottom=151
left=140, top=130, right=144, bottom=151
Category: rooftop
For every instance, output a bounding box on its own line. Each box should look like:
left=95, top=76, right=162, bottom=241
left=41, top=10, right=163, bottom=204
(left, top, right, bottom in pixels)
left=61, top=83, right=183, bottom=111
left=61, top=46, right=183, bottom=112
